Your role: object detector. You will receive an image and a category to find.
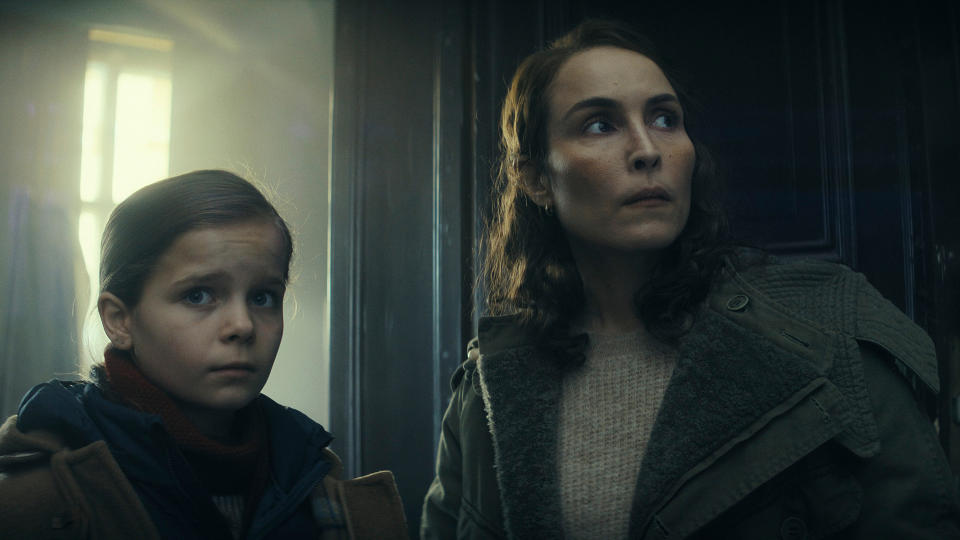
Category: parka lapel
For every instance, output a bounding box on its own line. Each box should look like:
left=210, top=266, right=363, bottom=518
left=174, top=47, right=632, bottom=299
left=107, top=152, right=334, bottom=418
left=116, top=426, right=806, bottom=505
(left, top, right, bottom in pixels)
left=475, top=317, right=566, bottom=540
left=627, top=307, right=830, bottom=536
left=474, top=276, right=850, bottom=539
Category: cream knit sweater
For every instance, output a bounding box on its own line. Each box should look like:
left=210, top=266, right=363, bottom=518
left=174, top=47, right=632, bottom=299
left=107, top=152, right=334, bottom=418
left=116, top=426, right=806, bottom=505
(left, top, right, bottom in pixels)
left=558, top=330, right=677, bottom=540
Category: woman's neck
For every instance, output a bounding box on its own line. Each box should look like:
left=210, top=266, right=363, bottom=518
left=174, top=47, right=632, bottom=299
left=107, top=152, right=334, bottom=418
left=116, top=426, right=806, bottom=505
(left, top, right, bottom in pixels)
left=569, top=240, right=659, bottom=335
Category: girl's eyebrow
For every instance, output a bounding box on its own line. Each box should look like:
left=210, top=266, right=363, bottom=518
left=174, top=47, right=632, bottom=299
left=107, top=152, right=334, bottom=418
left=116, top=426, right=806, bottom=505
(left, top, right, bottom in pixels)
left=561, top=93, right=679, bottom=122
left=171, top=271, right=286, bottom=289
left=171, top=271, right=230, bottom=288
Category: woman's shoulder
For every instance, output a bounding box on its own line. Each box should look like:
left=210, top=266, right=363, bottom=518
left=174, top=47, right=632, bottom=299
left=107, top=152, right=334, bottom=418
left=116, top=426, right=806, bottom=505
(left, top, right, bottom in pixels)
left=727, top=251, right=910, bottom=330
left=724, top=251, right=939, bottom=399
left=728, top=249, right=856, bottom=287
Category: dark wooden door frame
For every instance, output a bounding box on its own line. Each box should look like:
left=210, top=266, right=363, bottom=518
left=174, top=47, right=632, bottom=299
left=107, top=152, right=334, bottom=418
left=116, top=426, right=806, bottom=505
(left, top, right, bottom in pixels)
left=328, top=0, right=469, bottom=534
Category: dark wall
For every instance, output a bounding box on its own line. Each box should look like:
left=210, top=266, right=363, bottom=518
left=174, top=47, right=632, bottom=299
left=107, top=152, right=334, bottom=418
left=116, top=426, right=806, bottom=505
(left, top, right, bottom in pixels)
left=328, top=1, right=468, bottom=535
left=330, top=0, right=960, bottom=532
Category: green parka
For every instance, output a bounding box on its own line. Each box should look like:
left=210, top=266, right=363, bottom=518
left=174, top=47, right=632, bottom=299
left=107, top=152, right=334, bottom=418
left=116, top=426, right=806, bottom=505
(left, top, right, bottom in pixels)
left=421, top=259, right=960, bottom=539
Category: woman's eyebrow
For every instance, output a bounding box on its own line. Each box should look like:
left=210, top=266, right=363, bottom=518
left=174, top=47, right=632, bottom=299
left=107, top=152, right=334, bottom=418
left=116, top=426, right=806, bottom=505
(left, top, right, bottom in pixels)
left=561, top=93, right=680, bottom=122
left=646, top=93, right=680, bottom=107
left=561, top=96, right=619, bottom=122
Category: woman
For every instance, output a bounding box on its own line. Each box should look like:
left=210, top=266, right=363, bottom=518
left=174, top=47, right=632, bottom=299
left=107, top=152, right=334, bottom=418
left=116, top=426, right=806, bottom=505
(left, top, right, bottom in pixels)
left=421, top=20, right=960, bottom=539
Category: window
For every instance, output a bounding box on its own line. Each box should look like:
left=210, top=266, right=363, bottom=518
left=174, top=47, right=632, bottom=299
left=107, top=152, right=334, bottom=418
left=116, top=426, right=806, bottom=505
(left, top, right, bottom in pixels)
left=78, top=29, right=173, bottom=363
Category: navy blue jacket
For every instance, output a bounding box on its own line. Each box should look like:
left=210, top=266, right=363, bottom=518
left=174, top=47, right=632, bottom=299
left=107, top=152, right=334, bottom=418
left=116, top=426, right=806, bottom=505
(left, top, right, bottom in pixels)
left=16, top=379, right=334, bottom=540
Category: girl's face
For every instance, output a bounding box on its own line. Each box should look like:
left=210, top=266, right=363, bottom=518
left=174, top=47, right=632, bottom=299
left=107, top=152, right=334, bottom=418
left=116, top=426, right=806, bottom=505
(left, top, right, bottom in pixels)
left=538, top=46, right=695, bottom=255
left=111, top=220, right=287, bottom=420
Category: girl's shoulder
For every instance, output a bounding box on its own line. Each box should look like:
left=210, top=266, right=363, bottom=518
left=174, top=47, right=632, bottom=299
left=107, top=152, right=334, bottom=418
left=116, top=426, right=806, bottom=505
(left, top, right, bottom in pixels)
left=11, top=378, right=105, bottom=446
left=311, top=448, right=408, bottom=540
left=0, top=414, right=79, bottom=538
left=0, top=414, right=161, bottom=540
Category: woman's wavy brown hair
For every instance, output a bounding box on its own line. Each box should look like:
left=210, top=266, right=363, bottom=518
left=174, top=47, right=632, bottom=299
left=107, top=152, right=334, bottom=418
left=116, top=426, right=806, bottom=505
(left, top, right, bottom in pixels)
left=483, top=19, right=735, bottom=355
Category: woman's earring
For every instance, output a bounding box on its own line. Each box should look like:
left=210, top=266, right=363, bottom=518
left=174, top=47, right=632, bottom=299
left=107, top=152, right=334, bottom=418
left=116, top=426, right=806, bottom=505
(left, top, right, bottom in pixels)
left=544, top=204, right=554, bottom=216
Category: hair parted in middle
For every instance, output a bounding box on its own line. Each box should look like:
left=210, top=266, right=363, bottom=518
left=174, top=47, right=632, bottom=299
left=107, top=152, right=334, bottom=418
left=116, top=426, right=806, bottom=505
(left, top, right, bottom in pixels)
left=483, top=19, right=735, bottom=357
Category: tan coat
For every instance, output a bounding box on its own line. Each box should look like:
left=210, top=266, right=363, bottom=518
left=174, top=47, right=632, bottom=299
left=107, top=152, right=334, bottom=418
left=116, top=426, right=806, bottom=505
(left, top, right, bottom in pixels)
left=0, top=416, right=407, bottom=540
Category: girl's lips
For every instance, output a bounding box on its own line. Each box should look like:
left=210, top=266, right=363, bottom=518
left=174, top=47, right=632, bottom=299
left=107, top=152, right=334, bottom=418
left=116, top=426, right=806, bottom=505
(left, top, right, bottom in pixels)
left=209, top=363, right=256, bottom=372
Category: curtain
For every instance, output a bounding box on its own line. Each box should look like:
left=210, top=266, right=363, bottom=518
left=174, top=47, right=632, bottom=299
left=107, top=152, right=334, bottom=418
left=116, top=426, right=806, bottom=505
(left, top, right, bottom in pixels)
left=0, top=11, right=87, bottom=418
left=1, top=190, right=87, bottom=417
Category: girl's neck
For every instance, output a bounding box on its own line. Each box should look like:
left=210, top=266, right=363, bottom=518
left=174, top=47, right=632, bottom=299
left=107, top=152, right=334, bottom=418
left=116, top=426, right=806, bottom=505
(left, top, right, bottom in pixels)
left=568, top=240, right=660, bottom=335
left=178, top=405, right=240, bottom=444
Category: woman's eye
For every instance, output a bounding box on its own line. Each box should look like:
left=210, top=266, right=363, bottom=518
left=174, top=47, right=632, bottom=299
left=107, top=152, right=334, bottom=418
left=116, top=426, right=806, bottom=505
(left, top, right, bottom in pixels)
left=583, top=118, right=615, bottom=134
left=651, top=113, right=677, bottom=129
left=184, top=288, right=213, bottom=305
left=251, top=291, right=278, bottom=308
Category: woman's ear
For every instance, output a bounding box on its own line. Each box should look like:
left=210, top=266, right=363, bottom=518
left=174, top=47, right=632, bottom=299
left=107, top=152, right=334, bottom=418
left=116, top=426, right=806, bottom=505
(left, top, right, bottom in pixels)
left=518, top=164, right=554, bottom=209
left=98, top=292, right=134, bottom=351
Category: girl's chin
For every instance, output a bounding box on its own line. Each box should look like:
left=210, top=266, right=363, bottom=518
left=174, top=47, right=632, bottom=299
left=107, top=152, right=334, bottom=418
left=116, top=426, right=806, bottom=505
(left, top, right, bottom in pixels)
left=178, top=390, right=262, bottom=415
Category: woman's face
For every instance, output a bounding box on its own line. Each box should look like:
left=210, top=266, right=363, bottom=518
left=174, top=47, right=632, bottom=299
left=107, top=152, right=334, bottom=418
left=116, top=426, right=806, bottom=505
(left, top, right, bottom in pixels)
left=539, top=46, right=695, bottom=255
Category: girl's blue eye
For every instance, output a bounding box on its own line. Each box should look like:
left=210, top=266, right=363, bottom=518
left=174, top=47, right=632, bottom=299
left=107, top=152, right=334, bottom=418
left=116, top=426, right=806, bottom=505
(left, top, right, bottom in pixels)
left=184, top=288, right=213, bottom=305
left=652, top=113, right=676, bottom=129
left=584, top=119, right=614, bottom=134
left=251, top=291, right=277, bottom=308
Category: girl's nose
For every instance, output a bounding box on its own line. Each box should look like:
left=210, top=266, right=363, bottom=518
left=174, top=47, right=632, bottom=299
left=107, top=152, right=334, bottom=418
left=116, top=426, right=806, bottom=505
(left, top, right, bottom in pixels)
left=222, top=301, right=255, bottom=343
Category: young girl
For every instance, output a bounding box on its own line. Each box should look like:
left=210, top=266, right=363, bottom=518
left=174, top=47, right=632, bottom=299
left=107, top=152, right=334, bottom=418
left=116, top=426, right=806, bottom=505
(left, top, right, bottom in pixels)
left=0, top=170, right=406, bottom=539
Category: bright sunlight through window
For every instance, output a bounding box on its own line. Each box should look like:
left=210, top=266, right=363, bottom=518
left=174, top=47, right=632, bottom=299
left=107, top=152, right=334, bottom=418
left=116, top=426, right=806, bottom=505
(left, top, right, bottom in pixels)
left=78, top=29, right=173, bottom=364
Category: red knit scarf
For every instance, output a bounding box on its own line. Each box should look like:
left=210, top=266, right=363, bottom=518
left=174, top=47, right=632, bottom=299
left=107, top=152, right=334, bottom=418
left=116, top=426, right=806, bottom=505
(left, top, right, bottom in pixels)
left=103, top=349, right=270, bottom=509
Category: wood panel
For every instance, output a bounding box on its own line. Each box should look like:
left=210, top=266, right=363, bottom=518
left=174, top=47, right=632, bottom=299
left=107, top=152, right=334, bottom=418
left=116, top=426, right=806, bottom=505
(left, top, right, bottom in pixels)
left=903, top=0, right=960, bottom=472
left=328, top=0, right=468, bottom=533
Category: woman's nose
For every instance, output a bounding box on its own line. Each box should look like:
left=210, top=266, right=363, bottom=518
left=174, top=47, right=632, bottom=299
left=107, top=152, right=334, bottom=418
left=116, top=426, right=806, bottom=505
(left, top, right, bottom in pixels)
left=628, top=128, right=661, bottom=171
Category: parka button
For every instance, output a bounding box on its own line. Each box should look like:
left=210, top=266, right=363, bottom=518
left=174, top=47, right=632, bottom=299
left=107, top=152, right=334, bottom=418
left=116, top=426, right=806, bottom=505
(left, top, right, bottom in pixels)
left=780, top=516, right=807, bottom=540
left=726, top=294, right=750, bottom=312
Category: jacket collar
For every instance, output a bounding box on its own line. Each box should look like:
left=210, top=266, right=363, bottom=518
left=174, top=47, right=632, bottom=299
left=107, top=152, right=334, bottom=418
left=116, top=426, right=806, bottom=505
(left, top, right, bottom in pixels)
left=476, top=318, right=566, bottom=539
left=474, top=267, right=852, bottom=540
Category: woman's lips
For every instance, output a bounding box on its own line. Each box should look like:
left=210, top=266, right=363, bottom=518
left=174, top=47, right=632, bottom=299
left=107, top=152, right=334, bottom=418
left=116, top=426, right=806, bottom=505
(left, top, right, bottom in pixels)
left=629, top=197, right=669, bottom=207
left=623, top=186, right=671, bottom=206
